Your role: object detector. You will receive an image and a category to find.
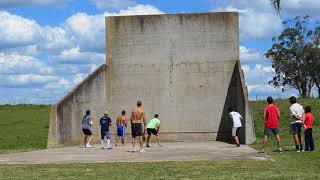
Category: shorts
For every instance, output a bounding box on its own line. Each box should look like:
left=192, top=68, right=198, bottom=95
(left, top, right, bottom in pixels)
left=117, top=126, right=125, bottom=137
left=131, top=123, right=143, bottom=137
left=264, top=128, right=279, bottom=137
left=82, top=129, right=92, bottom=136
left=101, top=129, right=111, bottom=139
left=232, top=127, right=241, bottom=137
left=290, top=122, right=302, bottom=135
left=147, top=128, right=158, bottom=136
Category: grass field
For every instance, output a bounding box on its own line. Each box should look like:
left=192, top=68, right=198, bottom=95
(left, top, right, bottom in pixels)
left=0, top=100, right=320, bottom=179
left=0, top=105, right=50, bottom=154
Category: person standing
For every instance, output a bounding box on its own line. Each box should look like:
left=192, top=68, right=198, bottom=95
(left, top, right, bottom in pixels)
left=259, top=97, right=282, bottom=153
left=228, top=107, right=242, bottom=147
left=100, top=112, right=112, bottom=149
left=115, top=110, right=127, bottom=146
left=304, top=106, right=315, bottom=151
left=289, top=96, right=304, bottom=152
left=146, top=114, right=163, bottom=148
left=130, top=100, right=147, bottom=152
left=82, top=110, right=93, bottom=148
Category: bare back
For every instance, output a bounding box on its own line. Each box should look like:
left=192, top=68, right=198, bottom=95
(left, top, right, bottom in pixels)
left=131, top=107, right=145, bottom=124
left=116, top=115, right=127, bottom=126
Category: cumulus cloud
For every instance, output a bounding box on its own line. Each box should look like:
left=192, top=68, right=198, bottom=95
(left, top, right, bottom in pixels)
left=213, top=1, right=283, bottom=40
left=0, top=0, right=70, bottom=8
left=50, top=47, right=105, bottom=64
left=93, top=0, right=136, bottom=11
left=0, top=11, right=41, bottom=49
left=281, top=0, right=320, bottom=18
left=240, top=46, right=267, bottom=65
left=0, top=4, right=164, bottom=104
left=0, top=53, right=53, bottom=75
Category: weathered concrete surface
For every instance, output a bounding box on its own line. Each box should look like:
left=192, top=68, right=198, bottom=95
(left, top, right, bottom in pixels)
left=49, top=12, right=255, bottom=148
left=0, top=142, right=269, bottom=164
left=106, top=12, right=254, bottom=144
left=48, top=65, right=107, bottom=148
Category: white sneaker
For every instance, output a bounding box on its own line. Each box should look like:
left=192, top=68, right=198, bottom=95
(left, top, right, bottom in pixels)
left=140, top=149, right=145, bottom=152
left=86, top=144, right=93, bottom=148
left=159, top=144, right=164, bottom=148
left=131, top=147, right=136, bottom=152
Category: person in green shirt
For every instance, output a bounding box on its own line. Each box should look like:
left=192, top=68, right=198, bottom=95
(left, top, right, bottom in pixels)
left=146, top=114, right=163, bottom=147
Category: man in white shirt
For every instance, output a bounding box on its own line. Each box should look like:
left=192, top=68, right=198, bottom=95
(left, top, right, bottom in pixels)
left=289, top=96, right=304, bottom=152
left=228, top=107, right=242, bottom=147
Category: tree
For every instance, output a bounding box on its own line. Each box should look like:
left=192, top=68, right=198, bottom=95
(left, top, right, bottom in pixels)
left=265, top=16, right=314, bottom=98
left=307, top=26, right=320, bottom=98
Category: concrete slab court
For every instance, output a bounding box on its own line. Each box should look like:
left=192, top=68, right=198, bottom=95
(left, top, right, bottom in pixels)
left=0, top=142, right=269, bottom=165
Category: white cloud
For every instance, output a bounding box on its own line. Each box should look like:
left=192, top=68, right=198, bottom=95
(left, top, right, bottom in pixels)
left=0, top=11, right=41, bottom=49
left=0, top=0, right=70, bottom=8
left=115, top=4, right=163, bottom=15
left=50, top=47, right=105, bottom=64
left=0, top=53, right=53, bottom=75
left=213, top=2, right=283, bottom=40
left=93, top=0, right=136, bottom=10
left=281, top=0, right=320, bottom=18
left=0, top=4, right=164, bottom=104
left=240, top=46, right=266, bottom=64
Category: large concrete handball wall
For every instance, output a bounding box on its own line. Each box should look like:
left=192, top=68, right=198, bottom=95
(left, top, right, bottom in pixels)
left=48, top=65, right=107, bottom=148
left=106, top=12, right=255, bottom=144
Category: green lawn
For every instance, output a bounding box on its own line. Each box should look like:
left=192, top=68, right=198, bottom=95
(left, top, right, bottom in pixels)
left=0, top=105, right=50, bottom=154
left=0, top=100, right=320, bottom=179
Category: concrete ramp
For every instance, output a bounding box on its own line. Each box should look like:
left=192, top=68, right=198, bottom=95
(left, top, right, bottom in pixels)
left=48, top=12, right=255, bottom=148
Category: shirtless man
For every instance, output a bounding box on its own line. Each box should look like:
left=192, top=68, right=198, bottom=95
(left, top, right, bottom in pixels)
left=115, top=110, right=127, bottom=146
left=130, top=100, right=147, bottom=152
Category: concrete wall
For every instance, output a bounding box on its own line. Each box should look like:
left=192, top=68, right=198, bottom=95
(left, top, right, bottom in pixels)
left=48, top=12, right=255, bottom=148
left=106, top=12, right=254, bottom=143
left=48, top=65, right=107, bottom=148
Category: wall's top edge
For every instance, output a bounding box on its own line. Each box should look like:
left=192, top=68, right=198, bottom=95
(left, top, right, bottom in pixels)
left=105, top=11, right=238, bottom=19
left=54, top=64, right=106, bottom=106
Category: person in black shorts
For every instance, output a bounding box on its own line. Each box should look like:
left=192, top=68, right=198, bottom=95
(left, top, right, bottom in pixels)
left=82, top=110, right=93, bottom=148
left=146, top=114, right=163, bottom=147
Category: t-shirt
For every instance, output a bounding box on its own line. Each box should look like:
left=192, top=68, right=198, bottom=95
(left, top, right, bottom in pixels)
left=229, top=111, right=242, bottom=128
left=100, top=116, right=111, bottom=131
left=264, top=104, right=279, bottom=128
left=304, top=113, right=314, bottom=129
left=147, top=118, right=160, bottom=129
left=82, top=115, right=91, bottom=130
left=290, top=103, right=304, bottom=124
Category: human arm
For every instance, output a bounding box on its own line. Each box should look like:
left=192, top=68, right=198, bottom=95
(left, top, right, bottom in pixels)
left=143, top=112, right=147, bottom=131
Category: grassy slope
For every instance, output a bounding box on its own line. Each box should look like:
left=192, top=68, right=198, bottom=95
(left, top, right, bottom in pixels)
left=0, top=101, right=320, bottom=179
left=0, top=105, right=50, bottom=154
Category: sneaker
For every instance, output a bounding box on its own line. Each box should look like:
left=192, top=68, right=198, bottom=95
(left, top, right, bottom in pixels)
left=236, top=144, right=240, bottom=147
left=146, top=144, right=150, bottom=148
left=258, top=149, right=265, bottom=153
left=107, top=147, right=112, bottom=149
left=159, top=144, right=164, bottom=148
left=101, top=146, right=105, bottom=149
left=296, top=150, right=301, bottom=152
left=139, top=149, right=145, bottom=152
left=131, top=147, right=136, bottom=152
left=85, top=144, right=93, bottom=148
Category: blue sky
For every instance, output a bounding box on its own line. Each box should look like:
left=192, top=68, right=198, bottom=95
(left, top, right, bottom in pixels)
left=0, top=0, right=319, bottom=104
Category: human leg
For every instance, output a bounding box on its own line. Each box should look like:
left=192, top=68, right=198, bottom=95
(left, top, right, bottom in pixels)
left=305, top=129, right=310, bottom=151
left=310, top=129, right=315, bottom=151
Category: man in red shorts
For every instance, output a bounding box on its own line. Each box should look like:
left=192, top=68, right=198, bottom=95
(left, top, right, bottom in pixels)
left=259, top=97, right=282, bottom=153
